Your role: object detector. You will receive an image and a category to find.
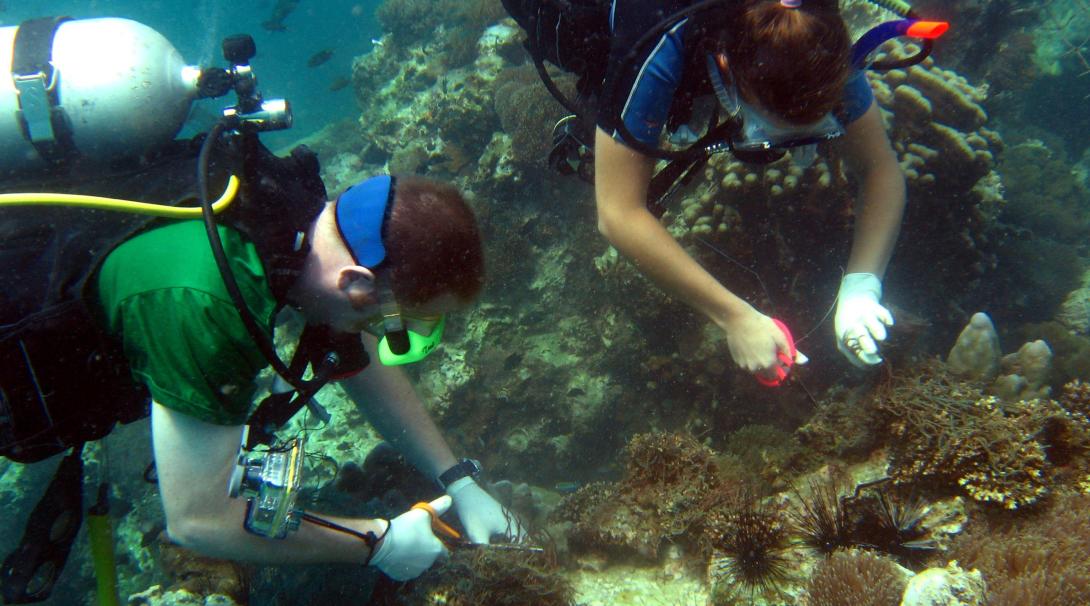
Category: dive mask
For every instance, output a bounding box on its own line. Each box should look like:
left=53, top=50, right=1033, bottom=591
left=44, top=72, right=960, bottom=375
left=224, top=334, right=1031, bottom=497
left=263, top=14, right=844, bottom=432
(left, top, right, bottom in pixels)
left=364, top=301, right=446, bottom=366
left=706, top=55, right=843, bottom=163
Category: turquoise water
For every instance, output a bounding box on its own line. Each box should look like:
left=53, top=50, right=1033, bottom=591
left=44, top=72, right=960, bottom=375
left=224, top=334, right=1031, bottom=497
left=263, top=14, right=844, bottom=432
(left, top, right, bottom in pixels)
left=1, top=0, right=1090, bottom=604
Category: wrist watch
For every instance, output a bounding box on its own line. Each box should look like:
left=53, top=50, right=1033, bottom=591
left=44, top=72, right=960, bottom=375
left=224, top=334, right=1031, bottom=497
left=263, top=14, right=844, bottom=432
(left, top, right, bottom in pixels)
left=437, top=458, right=481, bottom=490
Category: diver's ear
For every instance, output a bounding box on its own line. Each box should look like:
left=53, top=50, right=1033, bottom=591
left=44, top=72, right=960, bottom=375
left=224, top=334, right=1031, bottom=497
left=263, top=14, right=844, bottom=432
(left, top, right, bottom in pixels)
left=337, top=266, right=376, bottom=289
left=337, top=266, right=377, bottom=306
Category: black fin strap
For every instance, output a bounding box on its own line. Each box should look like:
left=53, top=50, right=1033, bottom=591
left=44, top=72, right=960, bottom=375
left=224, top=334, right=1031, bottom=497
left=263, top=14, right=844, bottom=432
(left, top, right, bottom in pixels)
left=0, top=445, right=84, bottom=603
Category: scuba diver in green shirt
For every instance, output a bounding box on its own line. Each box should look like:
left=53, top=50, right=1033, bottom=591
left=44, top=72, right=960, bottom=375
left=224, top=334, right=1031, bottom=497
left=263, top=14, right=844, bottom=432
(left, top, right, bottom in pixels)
left=0, top=17, right=522, bottom=600
left=97, top=174, right=522, bottom=581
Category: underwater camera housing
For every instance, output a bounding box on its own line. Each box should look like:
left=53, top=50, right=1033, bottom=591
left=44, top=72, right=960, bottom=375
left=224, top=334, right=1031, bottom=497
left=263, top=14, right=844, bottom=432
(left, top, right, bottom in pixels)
left=228, top=433, right=305, bottom=539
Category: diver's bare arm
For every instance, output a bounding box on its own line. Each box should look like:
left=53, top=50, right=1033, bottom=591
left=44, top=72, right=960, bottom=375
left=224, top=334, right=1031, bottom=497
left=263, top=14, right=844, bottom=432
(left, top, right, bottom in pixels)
left=840, top=102, right=906, bottom=277
left=594, top=127, right=752, bottom=326
left=151, top=401, right=387, bottom=563
left=340, top=334, right=458, bottom=480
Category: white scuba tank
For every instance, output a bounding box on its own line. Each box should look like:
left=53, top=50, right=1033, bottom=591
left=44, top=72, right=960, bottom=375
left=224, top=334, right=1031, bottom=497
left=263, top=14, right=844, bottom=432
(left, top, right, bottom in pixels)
left=0, top=17, right=201, bottom=176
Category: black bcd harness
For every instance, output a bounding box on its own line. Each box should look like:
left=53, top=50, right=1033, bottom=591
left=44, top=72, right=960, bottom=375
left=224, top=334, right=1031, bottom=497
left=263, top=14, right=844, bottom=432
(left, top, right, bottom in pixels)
left=0, top=128, right=364, bottom=602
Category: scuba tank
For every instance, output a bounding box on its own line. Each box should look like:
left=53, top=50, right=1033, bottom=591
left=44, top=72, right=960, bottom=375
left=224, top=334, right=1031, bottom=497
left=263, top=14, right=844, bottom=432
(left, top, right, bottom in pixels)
left=0, top=17, right=202, bottom=177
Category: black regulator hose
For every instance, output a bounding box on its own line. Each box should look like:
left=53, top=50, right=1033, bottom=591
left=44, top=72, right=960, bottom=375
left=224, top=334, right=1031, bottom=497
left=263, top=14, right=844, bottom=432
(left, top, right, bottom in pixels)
left=197, top=122, right=300, bottom=389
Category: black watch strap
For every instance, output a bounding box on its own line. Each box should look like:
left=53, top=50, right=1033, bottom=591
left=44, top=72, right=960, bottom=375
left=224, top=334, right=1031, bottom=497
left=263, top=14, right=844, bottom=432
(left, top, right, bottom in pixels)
left=437, top=458, right=481, bottom=490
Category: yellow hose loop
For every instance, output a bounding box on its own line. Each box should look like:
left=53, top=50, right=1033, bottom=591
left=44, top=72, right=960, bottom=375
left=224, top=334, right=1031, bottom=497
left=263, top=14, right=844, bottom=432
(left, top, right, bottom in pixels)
left=0, top=175, right=240, bottom=218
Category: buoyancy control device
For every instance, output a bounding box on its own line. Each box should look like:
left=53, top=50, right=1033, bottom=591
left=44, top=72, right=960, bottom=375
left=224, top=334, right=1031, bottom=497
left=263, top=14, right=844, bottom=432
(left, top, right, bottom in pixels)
left=0, top=17, right=329, bottom=603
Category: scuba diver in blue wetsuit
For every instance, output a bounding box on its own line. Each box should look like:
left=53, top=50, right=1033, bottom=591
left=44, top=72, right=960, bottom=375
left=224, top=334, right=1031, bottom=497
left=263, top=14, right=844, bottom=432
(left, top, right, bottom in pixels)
left=504, top=0, right=948, bottom=383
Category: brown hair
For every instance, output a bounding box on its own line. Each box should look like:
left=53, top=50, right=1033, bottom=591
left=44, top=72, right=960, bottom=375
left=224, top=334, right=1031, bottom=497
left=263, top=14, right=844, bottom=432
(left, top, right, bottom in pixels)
left=382, top=176, right=485, bottom=307
left=718, top=0, right=851, bottom=124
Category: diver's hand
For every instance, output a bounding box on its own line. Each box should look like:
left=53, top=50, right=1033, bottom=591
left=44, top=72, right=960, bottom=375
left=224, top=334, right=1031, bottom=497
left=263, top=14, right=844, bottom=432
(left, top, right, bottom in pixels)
left=369, top=495, right=451, bottom=581
left=721, top=304, right=806, bottom=377
left=447, top=478, right=526, bottom=544
left=834, top=273, right=894, bottom=367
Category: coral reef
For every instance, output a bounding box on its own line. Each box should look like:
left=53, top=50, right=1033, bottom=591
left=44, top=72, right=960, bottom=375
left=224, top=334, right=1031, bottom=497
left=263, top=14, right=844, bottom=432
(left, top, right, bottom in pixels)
left=1057, top=269, right=1090, bottom=335
left=722, top=424, right=812, bottom=491
left=128, top=585, right=242, bottom=606
left=703, top=492, right=793, bottom=600
left=156, top=535, right=250, bottom=604
left=374, top=0, right=448, bottom=43
left=374, top=547, right=574, bottom=606
left=899, top=561, right=986, bottom=606
left=992, top=339, right=1053, bottom=401
left=801, top=550, right=908, bottom=606
left=790, top=478, right=937, bottom=565
left=493, top=64, right=574, bottom=172
left=553, top=432, right=721, bottom=560
left=1015, top=321, right=1090, bottom=388
left=949, top=493, right=1090, bottom=606
left=946, top=312, right=1001, bottom=381
left=877, top=361, right=1051, bottom=509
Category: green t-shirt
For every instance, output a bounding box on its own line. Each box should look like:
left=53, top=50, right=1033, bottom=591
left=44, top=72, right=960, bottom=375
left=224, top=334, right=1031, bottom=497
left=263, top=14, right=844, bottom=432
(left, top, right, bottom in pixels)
left=96, top=220, right=277, bottom=425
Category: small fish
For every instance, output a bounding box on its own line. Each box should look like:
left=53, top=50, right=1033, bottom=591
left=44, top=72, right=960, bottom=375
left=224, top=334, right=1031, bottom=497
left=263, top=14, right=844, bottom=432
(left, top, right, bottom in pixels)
left=307, top=49, right=335, bottom=68
left=554, top=481, right=581, bottom=494
left=262, top=0, right=300, bottom=32
left=328, top=76, right=351, bottom=92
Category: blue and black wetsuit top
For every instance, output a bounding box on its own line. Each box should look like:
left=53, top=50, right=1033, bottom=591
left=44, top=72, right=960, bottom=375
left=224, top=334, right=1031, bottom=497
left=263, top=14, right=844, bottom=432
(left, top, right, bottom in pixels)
left=596, top=0, right=875, bottom=148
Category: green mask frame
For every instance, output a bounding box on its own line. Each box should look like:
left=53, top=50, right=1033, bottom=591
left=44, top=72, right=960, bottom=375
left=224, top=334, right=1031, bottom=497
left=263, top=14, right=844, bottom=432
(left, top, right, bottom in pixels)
left=375, top=314, right=446, bottom=366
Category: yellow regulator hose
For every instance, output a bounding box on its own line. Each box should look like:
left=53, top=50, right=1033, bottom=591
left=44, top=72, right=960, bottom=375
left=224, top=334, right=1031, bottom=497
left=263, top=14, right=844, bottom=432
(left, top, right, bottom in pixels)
left=0, top=175, right=240, bottom=218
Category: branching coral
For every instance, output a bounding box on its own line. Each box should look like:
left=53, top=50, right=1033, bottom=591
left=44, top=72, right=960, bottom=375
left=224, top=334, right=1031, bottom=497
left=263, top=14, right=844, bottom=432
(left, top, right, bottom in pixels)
left=554, top=432, right=722, bottom=560
left=949, top=493, right=1090, bottom=606
left=802, top=550, right=907, bottom=606
left=875, top=360, right=1052, bottom=509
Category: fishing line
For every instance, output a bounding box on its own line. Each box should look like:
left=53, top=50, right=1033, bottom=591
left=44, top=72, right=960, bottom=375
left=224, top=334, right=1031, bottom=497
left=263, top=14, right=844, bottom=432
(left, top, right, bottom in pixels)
left=693, top=235, right=841, bottom=345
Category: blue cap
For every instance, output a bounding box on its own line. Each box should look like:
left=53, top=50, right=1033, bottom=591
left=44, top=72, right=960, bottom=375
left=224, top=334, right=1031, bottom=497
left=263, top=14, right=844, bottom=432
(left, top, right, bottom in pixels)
left=335, top=175, right=394, bottom=267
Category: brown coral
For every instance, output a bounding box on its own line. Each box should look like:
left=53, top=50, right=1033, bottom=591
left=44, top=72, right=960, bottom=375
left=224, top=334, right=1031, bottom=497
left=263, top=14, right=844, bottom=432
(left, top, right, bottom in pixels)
left=493, top=65, right=573, bottom=171
left=875, top=360, right=1052, bottom=509
left=157, top=533, right=250, bottom=604
left=803, top=550, right=907, bottom=606
left=552, top=432, right=722, bottom=560
left=375, top=546, right=574, bottom=606
left=949, top=493, right=1090, bottom=606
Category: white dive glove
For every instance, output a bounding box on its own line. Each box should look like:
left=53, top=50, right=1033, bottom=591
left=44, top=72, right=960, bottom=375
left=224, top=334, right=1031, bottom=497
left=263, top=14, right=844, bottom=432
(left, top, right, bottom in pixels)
left=369, top=495, right=451, bottom=581
left=834, top=273, right=894, bottom=368
left=447, top=477, right=527, bottom=543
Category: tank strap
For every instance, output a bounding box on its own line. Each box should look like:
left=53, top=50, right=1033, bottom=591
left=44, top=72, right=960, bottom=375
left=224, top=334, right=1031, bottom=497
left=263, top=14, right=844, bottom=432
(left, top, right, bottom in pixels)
left=11, top=16, right=76, bottom=165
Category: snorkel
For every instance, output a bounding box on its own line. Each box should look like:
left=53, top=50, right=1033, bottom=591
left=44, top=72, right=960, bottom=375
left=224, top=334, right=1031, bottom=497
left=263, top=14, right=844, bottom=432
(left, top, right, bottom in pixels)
left=334, top=175, right=446, bottom=366
left=851, top=18, right=949, bottom=71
